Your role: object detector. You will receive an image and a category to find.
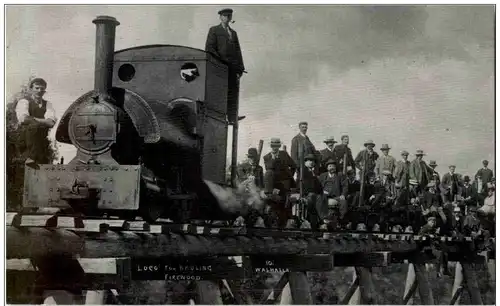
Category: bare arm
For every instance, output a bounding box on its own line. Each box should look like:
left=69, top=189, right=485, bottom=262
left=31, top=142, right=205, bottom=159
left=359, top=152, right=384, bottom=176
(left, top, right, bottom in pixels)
left=16, top=99, right=57, bottom=128
left=15, top=99, right=30, bottom=123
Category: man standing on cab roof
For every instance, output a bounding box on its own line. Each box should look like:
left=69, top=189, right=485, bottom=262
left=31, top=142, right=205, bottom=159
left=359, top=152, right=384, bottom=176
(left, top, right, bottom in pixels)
left=205, top=8, right=245, bottom=124
left=15, top=77, right=57, bottom=165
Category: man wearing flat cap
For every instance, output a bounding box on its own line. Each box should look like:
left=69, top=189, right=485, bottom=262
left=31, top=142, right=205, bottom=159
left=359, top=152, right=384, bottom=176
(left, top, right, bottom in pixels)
left=440, top=165, right=461, bottom=204
left=409, top=149, right=431, bottom=193
left=354, top=140, right=379, bottom=180
left=475, top=160, right=494, bottom=192
left=319, top=136, right=338, bottom=174
left=419, top=214, right=450, bottom=277
left=291, top=121, right=318, bottom=175
left=333, top=135, right=355, bottom=174
left=205, top=8, right=245, bottom=124
left=15, top=77, right=57, bottom=165
left=375, top=144, right=396, bottom=181
left=391, top=151, right=410, bottom=206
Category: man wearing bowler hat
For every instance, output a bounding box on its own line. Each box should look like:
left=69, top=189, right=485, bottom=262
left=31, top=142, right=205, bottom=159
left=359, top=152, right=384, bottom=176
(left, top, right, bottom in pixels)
left=263, top=139, right=296, bottom=193
left=319, top=136, right=338, bottom=173
left=205, top=8, right=245, bottom=124
left=354, top=139, right=379, bottom=180
left=461, top=175, right=477, bottom=209
left=428, top=160, right=440, bottom=189
left=262, top=138, right=296, bottom=227
left=375, top=144, right=396, bottom=180
left=238, top=148, right=264, bottom=189
left=318, top=160, right=349, bottom=221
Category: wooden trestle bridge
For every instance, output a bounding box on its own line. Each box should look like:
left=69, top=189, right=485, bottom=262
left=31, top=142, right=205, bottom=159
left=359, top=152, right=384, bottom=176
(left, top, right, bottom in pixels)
left=6, top=212, right=496, bottom=305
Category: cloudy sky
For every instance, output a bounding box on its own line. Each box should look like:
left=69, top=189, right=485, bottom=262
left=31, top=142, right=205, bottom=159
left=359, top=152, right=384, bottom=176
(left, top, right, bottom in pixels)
left=6, top=5, right=495, bottom=177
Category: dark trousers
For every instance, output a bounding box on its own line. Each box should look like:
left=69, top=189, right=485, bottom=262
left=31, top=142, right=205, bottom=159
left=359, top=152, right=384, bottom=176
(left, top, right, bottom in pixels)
left=227, top=72, right=240, bottom=123
left=395, top=187, right=410, bottom=206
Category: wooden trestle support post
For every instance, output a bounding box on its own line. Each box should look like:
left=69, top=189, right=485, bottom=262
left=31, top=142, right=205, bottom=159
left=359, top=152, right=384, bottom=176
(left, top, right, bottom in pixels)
left=5, top=213, right=496, bottom=305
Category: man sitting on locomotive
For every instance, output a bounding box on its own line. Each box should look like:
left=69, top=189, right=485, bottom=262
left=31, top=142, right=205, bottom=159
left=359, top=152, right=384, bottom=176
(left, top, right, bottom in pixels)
left=318, top=160, right=348, bottom=228
left=15, top=78, right=57, bottom=165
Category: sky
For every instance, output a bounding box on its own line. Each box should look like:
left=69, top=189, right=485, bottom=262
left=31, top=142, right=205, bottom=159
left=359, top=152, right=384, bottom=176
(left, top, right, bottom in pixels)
left=5, top=5, right=495, bottom=177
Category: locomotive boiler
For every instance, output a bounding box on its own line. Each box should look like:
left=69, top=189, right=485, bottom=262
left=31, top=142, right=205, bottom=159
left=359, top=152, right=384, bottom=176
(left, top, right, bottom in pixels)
left=22, top=16, right=235, bottom=222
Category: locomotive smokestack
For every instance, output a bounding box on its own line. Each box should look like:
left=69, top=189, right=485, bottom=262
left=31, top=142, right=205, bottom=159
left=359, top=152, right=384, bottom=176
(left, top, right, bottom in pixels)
left=92, top=16, right=120, bottom=96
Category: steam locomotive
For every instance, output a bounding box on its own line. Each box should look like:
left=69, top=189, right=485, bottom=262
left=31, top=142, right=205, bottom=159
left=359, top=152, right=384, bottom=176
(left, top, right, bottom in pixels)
left=22, top=16, right=237, bottom=222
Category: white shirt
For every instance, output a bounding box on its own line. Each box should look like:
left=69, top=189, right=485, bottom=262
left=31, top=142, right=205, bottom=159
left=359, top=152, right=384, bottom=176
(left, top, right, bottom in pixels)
left=221, top=23, right=232, bottom=39
left=479, top=193, right=495, bottom=215
left=16, top=98, right=57, bottom=124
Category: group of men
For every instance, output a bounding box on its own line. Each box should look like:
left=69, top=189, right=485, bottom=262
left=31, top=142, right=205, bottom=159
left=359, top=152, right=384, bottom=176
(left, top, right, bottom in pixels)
left=237, top=121, right=496, bottom=233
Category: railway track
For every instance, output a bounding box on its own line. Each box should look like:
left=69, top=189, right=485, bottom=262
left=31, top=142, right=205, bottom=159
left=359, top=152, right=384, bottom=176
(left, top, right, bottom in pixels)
left=6, top=211, right=494, bottom=259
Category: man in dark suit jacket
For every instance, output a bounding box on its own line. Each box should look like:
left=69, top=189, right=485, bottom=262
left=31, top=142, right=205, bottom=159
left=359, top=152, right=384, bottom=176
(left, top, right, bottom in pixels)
left=318, top=160, right=348, bottom=219
left=333, top=135, right=355, bottom=174
left=262, top=138, right=296, bottom=227
left=355, top=140, right=379, bottom=180
left=238, top=148, right=264, bottom=189
left=440, top=165, right=461, bottom=203
left=461, top=175, right=477, bottom=209
left=298, top=154, right=323, bottom=229
left=205, top=8, right=245, bottom=123
left=319, top=136, right=338, bottom=173
left=263, top=138, right=296, bottom=194
left=475, top=159, right=494, bottom=191
left=290, top=121, right=318, bottom=175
